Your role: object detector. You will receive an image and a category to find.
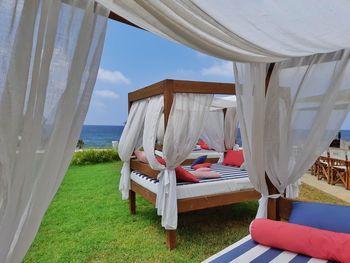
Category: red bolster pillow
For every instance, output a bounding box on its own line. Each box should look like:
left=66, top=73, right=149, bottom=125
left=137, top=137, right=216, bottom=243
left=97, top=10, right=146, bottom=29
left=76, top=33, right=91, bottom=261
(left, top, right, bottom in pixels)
left=192, top=162, right=212, bottom=170
left=250, top=218, right=350, bottom=262
left=156, top=157, right=199, bottom=183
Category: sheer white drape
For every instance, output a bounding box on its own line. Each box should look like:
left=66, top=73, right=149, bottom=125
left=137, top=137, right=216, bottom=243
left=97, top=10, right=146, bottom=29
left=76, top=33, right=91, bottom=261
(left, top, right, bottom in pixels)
left=201, top=110, right=225, bottom=152
left=118, top=99, right=149, bottom=199
left=146, top=93, right=213, bottom=229
left=0, top=1, right=108, bottom=262
left=234, top=49, right=350, bottom=217
left=98, top=0, right=350, bottom=62
left=224, top=108, right=239, bottom=150
left=265, top=50, right=350, bottom=198
left=233, top=63, right=269, bottom=217
left=143, top=96, right=164, bottom=171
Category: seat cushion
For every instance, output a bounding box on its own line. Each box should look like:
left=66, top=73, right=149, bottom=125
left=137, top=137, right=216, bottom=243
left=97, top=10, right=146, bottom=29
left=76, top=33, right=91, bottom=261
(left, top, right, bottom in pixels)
left=289, top=201, right=350, bottom=234
left=223, top=150, right=244, bottom=167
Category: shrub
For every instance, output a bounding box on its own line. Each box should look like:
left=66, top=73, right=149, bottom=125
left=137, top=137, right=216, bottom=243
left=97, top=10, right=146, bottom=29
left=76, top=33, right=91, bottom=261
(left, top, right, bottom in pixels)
left=71, top=148, right=120, bottom=165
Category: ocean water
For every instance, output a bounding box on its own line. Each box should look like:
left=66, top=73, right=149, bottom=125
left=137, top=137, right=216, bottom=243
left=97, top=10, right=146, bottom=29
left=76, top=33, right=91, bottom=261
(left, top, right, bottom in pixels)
left=79, top=125, right=124, bottom=148
left=78, top=125, right=350, bottom=148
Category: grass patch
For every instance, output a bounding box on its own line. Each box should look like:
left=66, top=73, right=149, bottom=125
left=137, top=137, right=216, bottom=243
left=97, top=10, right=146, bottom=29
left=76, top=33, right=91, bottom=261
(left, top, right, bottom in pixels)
left=24, top=162, right=346, bottom=262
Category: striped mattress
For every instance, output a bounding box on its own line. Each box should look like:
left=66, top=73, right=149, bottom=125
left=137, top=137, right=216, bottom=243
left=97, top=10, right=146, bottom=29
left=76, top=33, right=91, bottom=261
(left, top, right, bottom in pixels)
left=130, top=164, right=254, bottom=199
left=203, top=235, right=336, bottom=263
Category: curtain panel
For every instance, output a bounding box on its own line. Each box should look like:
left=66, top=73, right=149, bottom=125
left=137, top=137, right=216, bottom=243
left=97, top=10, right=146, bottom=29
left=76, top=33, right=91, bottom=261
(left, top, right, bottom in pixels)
left=234, top=49, right=350, bottom=217
left=143, top=94, right=213, bottom=229
left=0, top=1, right=108, bottom=262
left=118, top=99, right=149, bottom=199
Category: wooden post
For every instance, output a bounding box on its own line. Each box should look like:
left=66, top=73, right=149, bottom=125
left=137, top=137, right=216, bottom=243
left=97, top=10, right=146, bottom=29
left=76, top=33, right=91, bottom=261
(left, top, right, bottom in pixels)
left=264, top=63, right=280, bottom=220
left=129, top=190, right=136, bottom=214
left=163, top=80, right=174, bottom=129
left=166, top=230, right=176, bottom=250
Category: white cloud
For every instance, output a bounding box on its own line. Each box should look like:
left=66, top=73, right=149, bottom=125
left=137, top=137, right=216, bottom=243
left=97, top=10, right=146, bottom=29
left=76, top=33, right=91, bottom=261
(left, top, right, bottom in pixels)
left=97, top=68, right=130, bottom=85
left=201, top=61, right=233, bottom=78
left=95, top=89, right=120, bottom=99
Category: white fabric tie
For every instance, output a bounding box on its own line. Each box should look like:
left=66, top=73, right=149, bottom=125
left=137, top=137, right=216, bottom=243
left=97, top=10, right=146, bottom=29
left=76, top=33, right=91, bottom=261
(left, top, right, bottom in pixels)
left=256, top=193, right=282, bottom=218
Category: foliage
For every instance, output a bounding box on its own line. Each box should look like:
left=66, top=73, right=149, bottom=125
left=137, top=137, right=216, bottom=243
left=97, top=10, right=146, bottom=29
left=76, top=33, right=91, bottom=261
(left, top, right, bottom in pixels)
left=70, top=148, right=120, bottom=165
left=24, top=162, right=346, bottom=262
left=76, top=139, right=85, bottom=149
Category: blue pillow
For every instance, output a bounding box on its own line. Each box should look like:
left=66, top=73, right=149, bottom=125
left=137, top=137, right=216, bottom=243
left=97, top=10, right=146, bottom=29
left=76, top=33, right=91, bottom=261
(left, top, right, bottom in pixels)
left=289, top=201, right=350, bottom=234
left=191, top=155, right=207, bottom=168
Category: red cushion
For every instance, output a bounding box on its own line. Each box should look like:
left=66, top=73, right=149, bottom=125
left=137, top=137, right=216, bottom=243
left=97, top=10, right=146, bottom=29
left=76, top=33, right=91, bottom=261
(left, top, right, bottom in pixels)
left=156, top=156, right=166, bottom=165
left=156, top=157, right=199, bottom=183
left=175, top=166, right=199, bottom=183
left=251, top=218, right=350, bottom=262
left=192, top=163, right=212, bottom=170
left=223, top=150, right=244, bottom=167
left=198, top=139, right=210, bottom=150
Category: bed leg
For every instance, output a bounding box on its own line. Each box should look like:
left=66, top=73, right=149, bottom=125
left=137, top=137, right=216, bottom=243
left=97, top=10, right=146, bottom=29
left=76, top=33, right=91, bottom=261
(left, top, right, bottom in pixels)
left=166, top=230, right=176, bottom=250
left=129, top=190, right=136, bottom=214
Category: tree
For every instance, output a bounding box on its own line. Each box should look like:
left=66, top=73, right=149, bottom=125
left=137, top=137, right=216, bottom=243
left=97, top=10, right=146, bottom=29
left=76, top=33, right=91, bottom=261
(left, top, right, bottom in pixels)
left=77, top=139, right=85, bottom=149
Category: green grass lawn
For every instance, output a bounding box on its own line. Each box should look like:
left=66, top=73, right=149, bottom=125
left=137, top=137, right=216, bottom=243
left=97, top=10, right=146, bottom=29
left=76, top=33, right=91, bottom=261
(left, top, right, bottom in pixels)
left=24, top=161, right=347, bottom=263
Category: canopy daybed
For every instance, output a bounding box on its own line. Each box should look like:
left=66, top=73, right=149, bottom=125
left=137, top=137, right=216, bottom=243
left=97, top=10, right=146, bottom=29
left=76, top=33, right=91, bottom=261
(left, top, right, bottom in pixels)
left=4, top=1, right=350, bottom=262
left=119, top=79, right=259, bottom=249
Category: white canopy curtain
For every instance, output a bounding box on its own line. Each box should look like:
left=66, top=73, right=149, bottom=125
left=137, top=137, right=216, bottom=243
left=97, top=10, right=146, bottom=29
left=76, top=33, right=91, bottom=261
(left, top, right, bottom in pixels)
left=201, top=96, right=238, bottom=153
left=200, top=110, right=225, bottom=152
left=0, top=0, right=108, bottom=262
left=118, top=99, right=149, bottom=200
left=233, top=63, right=269, bottom=217
left=97, top=0, right=350, bottom=62
left=264, top=50, right=350, bottom=198
left=143, top=94, right=213, bottom=229
left=224, top=108, right=238, bottom=150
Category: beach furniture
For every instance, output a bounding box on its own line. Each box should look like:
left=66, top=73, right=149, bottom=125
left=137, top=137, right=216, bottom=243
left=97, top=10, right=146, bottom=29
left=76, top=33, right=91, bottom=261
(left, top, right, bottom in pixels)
left=119, top=80, right=259, bottom=249
left=317, top=150, right=330, bottom=183
left=329, top=148, right=349, bottom=189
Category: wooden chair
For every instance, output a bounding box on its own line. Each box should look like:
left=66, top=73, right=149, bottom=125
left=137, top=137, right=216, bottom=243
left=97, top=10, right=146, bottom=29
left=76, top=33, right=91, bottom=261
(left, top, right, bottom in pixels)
left=329, top=149, right=349, bottom=189
left=317, top=150, right=330, bottom=183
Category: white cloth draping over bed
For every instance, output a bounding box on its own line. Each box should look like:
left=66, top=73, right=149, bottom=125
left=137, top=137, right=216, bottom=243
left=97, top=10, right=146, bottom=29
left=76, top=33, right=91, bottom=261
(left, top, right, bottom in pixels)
left=201, top=110, right=225, bottom=152
left=0, top=1, right=108, bottom=262
left=97, top=0, right=350, bottom=62
left=233, top=63, right=270, bottom=217
left=118, top=99, right=149, bottom=200
left=264, top=50, right=350, bottom=198
left=234, top=50, right=350, bottom=217
left=224, top=108, right=239, bottom=150
left=143, top=94, right=213, bottom=229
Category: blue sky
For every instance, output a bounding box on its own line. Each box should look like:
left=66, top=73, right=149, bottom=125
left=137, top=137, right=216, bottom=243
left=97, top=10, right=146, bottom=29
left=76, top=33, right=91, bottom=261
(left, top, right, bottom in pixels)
left=85, top=20, right=350, bottom=129
left=84, top=20, right=234, bottom=126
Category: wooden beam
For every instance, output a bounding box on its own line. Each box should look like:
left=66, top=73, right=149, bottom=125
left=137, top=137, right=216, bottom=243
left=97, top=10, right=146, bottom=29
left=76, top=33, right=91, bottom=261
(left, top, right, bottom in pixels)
left=108, top=12, right=143, bottom=30
left=172, top=80, right=235, bottom=95
left=177, top=189, right=260, bottom=213
left=130, top=159, right=159, bottom=178
left=131, top=181, right=157, bottom=205
left=128, top=80, right=165, bottom=103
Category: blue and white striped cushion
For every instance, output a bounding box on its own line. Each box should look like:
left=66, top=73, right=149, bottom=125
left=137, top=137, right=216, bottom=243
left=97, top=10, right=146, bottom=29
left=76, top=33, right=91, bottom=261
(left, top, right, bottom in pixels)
left=203, top=235, right=336, bottom=263
left=133, top=164, right=248, bottom=186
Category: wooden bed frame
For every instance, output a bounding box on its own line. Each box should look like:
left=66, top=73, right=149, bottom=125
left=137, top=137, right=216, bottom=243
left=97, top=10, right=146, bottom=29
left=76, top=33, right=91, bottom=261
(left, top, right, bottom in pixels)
left=127, top=79, right=260, bottom=249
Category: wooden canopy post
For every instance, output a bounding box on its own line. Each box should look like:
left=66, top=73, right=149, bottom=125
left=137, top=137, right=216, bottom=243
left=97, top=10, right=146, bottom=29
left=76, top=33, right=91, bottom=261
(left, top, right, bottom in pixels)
left=264, top=63, right=281, bottom=220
